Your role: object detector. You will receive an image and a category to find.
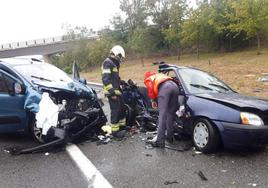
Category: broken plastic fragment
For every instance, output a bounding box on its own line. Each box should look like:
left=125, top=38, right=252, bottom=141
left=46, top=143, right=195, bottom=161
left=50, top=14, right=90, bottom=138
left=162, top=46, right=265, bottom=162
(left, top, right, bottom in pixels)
left=164, top=180, right=178, bottom=185
left=145, top=145, right=153, bottom=150
left=197, top=171, right=208, bottom=181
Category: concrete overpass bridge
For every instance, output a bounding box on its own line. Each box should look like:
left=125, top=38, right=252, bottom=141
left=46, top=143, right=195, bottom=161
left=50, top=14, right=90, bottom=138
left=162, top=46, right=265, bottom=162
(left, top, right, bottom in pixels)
left=0, top=35, right=98, bottom=59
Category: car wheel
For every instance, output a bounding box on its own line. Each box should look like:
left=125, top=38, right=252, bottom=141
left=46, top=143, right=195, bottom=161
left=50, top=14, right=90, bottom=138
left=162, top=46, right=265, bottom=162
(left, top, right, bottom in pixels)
left=30, top=119, right=45, bottom=143
left=192, top=118, right=220, bottom=153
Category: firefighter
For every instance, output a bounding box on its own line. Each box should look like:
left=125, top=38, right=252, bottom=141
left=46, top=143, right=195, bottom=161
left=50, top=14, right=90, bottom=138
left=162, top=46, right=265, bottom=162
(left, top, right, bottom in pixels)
left=144, top=71, right=180, bottom=147
left=101, top=45, right=126, bottom=138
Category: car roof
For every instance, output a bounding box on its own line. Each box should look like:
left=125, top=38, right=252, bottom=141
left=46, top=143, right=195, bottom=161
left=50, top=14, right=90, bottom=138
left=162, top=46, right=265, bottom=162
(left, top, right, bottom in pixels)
left=158, top=63, right=194, bottom=72
left=0, top=57, right=44, bottom=67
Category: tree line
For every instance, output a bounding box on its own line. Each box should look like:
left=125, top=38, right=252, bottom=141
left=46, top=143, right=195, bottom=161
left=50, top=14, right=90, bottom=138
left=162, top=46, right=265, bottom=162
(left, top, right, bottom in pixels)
left=51, top=0, right=268, bottom=72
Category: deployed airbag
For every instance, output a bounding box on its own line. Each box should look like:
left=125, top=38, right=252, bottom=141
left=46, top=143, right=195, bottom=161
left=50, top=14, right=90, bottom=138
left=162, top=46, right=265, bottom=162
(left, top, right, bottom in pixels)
left=36, top=93, right=59, bottom=135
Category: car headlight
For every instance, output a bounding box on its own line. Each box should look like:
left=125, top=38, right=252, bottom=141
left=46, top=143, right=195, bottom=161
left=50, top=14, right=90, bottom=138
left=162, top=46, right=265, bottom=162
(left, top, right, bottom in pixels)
left=240, top=112, right=264, bottom=126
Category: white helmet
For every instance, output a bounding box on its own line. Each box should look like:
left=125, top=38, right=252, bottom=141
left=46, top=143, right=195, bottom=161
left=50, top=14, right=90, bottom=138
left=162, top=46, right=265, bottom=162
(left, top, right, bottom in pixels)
left=110, top=45, right=125, bottom=58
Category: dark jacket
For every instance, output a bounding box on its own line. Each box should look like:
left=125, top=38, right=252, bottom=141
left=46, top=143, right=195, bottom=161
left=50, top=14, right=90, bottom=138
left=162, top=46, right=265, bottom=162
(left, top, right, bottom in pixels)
left=101, top=57, right=121, bottom=96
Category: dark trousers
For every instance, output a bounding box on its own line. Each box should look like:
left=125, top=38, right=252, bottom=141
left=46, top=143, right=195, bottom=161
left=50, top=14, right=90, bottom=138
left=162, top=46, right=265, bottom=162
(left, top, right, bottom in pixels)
left=108, top=96, right=125, bottom=124
left=156, top=80, right=180, bottom=143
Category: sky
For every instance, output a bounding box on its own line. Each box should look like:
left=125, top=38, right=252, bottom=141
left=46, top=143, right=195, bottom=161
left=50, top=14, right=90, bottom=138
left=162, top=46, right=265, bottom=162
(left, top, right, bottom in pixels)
left=0, top=0, right=120, bottom=44
left=0, top=0, right=196, bottom=45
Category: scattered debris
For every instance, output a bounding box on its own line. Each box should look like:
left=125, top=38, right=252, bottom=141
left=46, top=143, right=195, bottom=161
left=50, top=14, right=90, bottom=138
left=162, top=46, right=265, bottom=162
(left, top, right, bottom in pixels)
left=129, top=126, right=139, bottom=135
left=248, top=183, right=258, bottom=187
left=195, top=151, right=202, bottom=155
left=145, top=144, right=153, bottom=150
left=145, top=154, right=152, bottom=157
left=96, top=137, right=112, bottom=145
left=197, top=171, right=208, bottom=181
left=4, top=138, right=65, bottom=155
left=164, top=180, right=178, bottom=185
left=192, top=148, right=202, bottom=156
left=221, top=170, right=227, bottom=173
left=145, top=131, right=157, bottom=135
left=257, top=77, right=268, bottom=82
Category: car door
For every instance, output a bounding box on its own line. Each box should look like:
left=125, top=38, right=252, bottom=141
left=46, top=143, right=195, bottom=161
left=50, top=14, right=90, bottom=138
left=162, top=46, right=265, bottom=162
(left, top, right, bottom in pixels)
left=0, top=69, right=27, bottom=132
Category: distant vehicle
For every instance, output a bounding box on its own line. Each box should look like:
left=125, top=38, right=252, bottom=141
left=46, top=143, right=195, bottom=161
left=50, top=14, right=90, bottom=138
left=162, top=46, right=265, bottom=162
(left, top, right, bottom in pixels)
left=157, top=63, right=268, bottom=153
left=0, top=57, right=107, bottom=143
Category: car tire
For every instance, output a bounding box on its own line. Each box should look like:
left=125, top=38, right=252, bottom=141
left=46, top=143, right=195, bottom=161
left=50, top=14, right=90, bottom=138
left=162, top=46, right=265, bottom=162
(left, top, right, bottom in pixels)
left=29, top=118, right=45, bottom=143
left=192, top=118, right=220, bottom=153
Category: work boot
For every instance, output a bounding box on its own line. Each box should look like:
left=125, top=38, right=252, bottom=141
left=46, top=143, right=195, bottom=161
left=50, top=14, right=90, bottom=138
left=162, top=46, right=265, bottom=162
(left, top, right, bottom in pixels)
left=166, top=136, right=174, bottom=144
left=150, top=141, right=165, bottom=148
left=112, top=130, right=126, bottom=138
left=146, top=137, right=165, bottom=148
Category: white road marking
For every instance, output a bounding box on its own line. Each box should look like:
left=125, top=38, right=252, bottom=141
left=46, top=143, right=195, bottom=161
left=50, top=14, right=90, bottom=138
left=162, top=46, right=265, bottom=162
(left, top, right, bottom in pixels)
left=66, top=144, right=113, bottom=188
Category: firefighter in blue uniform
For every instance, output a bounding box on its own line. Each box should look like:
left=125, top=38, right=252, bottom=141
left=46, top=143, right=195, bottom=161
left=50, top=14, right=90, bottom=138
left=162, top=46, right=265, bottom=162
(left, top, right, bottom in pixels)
left=101, top=45, right=126, bottom=138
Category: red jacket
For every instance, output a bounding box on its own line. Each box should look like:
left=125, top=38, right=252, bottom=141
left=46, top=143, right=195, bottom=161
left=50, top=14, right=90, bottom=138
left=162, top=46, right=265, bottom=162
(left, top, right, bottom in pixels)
left=144, top=73, right=173, bottom=100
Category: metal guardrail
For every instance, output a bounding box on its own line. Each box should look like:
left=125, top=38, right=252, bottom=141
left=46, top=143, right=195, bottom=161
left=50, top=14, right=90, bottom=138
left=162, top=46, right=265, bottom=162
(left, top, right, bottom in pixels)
left=87, top=81, right=103, bottom=91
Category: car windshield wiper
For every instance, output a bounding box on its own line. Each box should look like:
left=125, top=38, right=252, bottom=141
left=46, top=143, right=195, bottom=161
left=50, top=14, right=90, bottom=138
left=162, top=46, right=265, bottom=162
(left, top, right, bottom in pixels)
left=31, top=75, right=52, bottom=82
left=190, top=84, right=213, bottom=91
left=208, top=83, right=230, bottom=91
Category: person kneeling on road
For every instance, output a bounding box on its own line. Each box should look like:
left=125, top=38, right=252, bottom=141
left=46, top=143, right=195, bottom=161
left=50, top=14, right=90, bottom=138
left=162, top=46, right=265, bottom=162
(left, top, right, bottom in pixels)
left=101, top=45, right=127, bottom=138
left=144, top=71, right=180, bottom=147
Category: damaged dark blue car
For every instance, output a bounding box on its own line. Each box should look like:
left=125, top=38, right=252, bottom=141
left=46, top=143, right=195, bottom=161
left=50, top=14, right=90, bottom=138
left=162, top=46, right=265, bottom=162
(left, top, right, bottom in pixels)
left=0, top=57, right=107, bottom=145
left=159, top=63, right=268, bottom=153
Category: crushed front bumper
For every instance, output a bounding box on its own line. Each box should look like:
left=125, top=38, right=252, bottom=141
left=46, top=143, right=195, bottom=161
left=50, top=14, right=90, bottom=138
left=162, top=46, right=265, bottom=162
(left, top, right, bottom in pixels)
left=220, top=122, right=268, bottom=149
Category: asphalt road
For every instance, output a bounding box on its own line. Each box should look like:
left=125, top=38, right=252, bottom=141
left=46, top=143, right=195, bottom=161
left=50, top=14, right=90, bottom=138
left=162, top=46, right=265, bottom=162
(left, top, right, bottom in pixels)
left=78, top=99, right=268, bottom=188
left=0, top=98, right=268, bottom=188
left=0, top=134, right=87, bottom=188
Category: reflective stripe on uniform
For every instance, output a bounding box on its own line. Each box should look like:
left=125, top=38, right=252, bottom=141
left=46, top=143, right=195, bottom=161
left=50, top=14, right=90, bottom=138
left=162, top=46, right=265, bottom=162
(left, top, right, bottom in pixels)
left=104, top=84, right=113, bottom=90
left=111, top=123, right=120, bottom=132
left=112, top=67, right=118, bottom=72
left=118, top=118, right=126, bottom=127
left=102, top=69, right=111, bottom=74
left=101, top=64, right=111, bottom=74
left=114, top=89, right=122, bottom=95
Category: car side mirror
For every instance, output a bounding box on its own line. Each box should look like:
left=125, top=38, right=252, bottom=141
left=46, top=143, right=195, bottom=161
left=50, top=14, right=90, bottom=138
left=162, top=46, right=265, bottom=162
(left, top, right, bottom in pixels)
left=9, top=82, right=25, bottom=95
left=79, top=78, right=87, bottom=85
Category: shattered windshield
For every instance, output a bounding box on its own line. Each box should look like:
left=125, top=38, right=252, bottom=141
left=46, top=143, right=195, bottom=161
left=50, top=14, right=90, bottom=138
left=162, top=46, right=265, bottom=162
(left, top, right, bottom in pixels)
left=178, top=68, right=233, bottom=94
left=12, top=63, right=73, bottom=84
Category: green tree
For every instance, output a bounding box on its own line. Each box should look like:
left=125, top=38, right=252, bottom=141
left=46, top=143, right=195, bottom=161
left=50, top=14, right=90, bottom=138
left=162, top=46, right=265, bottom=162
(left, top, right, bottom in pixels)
left=228, top=0, right=268, bottom=54
left=180, top=3, right=216, bottom=58
left=120, top=0, right=148, bottom=32
left=161, top=0, right=188, bottom=58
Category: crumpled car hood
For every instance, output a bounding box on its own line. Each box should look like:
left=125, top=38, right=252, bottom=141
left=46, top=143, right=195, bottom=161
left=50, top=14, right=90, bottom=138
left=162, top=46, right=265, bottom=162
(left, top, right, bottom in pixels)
left=33, top=80, right=94, bottom=96
left=195, top=93, right=268, bottom=111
